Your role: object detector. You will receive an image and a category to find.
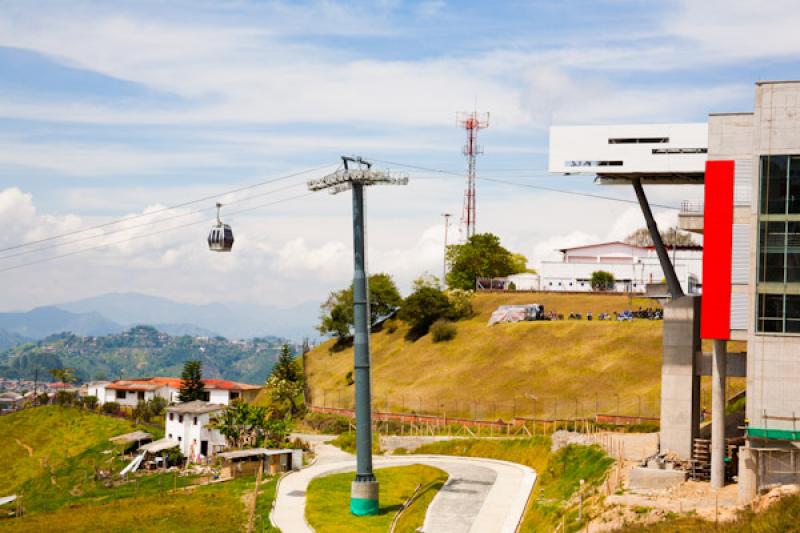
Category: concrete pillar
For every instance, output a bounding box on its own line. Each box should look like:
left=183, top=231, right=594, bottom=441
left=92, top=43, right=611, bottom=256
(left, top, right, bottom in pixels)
left=738, top=447, right=758, bottom=504
left=711, top=339, right=727, bottom=490
left=659, top=295, right=701, bottom=461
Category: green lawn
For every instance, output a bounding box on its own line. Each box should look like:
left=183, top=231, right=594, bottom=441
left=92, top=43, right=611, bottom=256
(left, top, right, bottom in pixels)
left=393, top=469, right=448, bottom=533
left=305, top=465, right=446, bottom=533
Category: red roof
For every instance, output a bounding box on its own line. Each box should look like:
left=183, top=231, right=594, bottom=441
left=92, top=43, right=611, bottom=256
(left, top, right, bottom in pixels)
left=106, top=376, right=260, bottom=392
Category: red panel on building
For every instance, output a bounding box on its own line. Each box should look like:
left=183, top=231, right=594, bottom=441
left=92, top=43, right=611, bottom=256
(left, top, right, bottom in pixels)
left=701, top=160, right=735, bottom=339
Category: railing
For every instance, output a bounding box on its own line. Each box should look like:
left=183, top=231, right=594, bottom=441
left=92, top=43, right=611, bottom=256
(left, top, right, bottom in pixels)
left=680, top=200, right=704, bottom=214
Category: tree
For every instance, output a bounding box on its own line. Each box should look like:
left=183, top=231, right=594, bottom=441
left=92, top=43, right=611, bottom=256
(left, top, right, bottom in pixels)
left=318, top=273, right=402, bottom=340
left=510, top=253, right=535, bottom=274
left=591, top=270, right=616, bottom=291
left=445, top=233, right=516, bottom=290
left=179, top=360, right=205, bottom=402
left=266, top=344, right=304, bottom=417
left=399, top=286, right=454, bottom=339
left=49, top=367, right=77, bottom=385
left=624, top=226, right=697, bottom=247
left=210, top=402, right=290, bottom=449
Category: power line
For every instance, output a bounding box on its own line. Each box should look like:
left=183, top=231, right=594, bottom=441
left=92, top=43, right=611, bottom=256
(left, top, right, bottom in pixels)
left=0, top=191, right=314, bottom=273
left=0, top=163, right=335, bottom=255
left=367, top=158, right=680, bottom=210
left=0, top=180, right=306, bottom=262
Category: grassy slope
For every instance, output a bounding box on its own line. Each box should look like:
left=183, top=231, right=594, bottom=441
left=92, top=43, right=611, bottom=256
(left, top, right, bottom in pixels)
left=308, top=293, right=670, bottom=418
left=617, top=492, right=800, bottom=532
left=0, top=406, right=276, bottom=532
left=305, top=465, right=446, bottom=533
left=0, top=478, right=253, bottom=533
left=413, top=438, right=612, bottom=532
left=0, top=406, right=149, bottom=502
left=307, top=292, right=746, bottom=419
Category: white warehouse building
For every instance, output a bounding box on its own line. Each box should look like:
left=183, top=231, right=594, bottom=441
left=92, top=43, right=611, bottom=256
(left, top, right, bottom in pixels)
left=538, top=241, right=703, bottom=294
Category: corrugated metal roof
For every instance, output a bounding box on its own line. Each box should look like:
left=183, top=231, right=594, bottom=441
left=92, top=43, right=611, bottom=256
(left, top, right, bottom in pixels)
left=138, top=438, right=180, bottom=453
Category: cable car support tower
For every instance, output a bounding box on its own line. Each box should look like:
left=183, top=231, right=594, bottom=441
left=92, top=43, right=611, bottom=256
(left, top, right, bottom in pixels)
left=458, top=111, right=489, bottom=240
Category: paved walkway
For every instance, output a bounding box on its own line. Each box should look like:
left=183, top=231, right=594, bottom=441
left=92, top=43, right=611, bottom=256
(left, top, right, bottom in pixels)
left=271, top=434, right=536, bottom=533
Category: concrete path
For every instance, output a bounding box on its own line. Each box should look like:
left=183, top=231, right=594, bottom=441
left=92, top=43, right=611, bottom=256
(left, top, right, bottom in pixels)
left=272, top=434, right=536, bottom=533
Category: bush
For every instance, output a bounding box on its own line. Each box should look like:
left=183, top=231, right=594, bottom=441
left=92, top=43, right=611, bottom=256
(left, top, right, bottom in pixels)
left=400, top=286, right=453, bottom=339
left=430, top=320, right=457, bottom=343
left=304, top=412, right=351, bottom=434
left=344, top=370, right=354, bottom=386
left=101, top=401, right=120, bottom=415
left=447, top=289, right=474, bottom=320
left=82, top=395, right=98, bottom=410
left=591, top=270, right=615, bottom=291
left=54, top=390, right=76, bottom=406
left=36, top=392, right=50, bottom=405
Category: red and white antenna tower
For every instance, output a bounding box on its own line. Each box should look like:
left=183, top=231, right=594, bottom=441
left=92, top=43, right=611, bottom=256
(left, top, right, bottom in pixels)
left=457, top=110, right=489, bottom=240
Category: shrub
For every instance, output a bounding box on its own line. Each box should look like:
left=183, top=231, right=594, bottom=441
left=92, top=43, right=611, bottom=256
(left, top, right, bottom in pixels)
left=36, top=392, right=50, bottom=405
left=430, top=320, right=457, bottom=343
left=82, top=395, right=98, bottom=410
left=591, top=270, right=615, bottom=291
left=446, top=289, right=474, bottom=320
left=304, top=412, right=351, bottom=434
left=344, top=370, right=354, bottom=386
left=101, top=401, right=120, bottom=415
left=400, top=286, right=453, bottom=339
left=54, top=390, right=76, bottom=406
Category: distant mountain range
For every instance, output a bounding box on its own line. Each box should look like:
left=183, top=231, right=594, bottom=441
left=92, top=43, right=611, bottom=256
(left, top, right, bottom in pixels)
left=0, top=292, right=320, bottom=344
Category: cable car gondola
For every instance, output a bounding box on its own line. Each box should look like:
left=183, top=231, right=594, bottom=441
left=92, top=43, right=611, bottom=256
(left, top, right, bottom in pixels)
left=208, top=202, right=234, bottom=252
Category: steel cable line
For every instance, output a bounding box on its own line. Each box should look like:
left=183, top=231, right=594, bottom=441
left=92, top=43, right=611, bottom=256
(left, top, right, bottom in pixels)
left=0, top=191, right=315, bottom=273
left=0, top=163, right=336, bottom=254
left=367, top=157, right=681, bottom=210
left=0, top=180, right=306, bottom=262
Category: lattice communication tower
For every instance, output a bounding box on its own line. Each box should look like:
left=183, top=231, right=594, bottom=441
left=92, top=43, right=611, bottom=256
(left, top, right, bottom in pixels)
left=457, top=111, right=489, bottom=239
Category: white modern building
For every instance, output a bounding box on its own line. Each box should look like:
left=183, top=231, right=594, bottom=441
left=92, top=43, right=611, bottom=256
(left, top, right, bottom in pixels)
left=538, top=241, right=703, bottom=294
left=91, top=377, right=262, bottom=407
left=165, top=400, right=228, bottom=459
left=549, top=123, right=708, bottom=183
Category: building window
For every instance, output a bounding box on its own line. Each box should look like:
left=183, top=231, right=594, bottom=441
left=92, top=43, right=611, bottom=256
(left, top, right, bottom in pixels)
left=608, top=137, right=668, bottom=144
left=169, top=413, right=174, bottom=421
left=193, top=417, right=198, bottom=426
left=179, top=415, right=183, bottom=423
left=178, top=436, right=182, bottom=442
left=757, top=155, right=800, bottom=333
left=230, top=391, right=240, bottom=401
left=201, top=391, right=210, bottom=402
left=115, top=390, right=126, bottom=400
left=168, top=433, right=172, bottom=439
left=137, top=391, right=145, bottom=401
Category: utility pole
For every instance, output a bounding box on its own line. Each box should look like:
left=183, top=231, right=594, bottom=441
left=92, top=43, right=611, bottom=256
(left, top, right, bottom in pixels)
left=308, top=156, right=408, bottom=517
left=441, top=213, right=452, bottom=283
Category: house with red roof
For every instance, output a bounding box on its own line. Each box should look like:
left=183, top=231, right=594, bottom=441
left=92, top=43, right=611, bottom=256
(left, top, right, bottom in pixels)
left=92, top=376, right=262, bottom=407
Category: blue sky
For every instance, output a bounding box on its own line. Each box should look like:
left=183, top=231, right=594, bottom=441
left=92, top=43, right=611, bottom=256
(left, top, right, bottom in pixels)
left=0, top=0, right=798, bottom=311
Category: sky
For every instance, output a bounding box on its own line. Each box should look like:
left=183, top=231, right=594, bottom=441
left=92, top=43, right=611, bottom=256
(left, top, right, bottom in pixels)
left=0, top=0, right=798, bottom=312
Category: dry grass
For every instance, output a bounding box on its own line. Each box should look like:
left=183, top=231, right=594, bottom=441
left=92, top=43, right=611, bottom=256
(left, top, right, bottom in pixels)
left=307, top=292, right=747, bottom=420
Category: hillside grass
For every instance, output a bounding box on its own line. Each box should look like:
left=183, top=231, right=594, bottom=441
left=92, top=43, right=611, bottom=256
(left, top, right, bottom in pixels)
left=305, top=465, right=446, bottom=533
left=306, top=292, right=745, bottom=420
left=616, top=492, right=800, bottom=532
left=413, top=437, right=613, bottom=532
left=0, top=477, right=254, bottom=533
left=0, top=406, right=281, bottom=532
left=0, top=406, right=162, bottom=508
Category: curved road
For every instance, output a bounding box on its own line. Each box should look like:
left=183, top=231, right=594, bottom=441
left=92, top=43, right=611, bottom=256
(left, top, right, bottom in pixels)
left=271, top=435, right=536, bottom=533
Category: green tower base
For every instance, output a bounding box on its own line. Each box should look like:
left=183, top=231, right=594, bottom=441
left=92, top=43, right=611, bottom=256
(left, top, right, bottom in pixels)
left=350, top=480, right=379, bottom=516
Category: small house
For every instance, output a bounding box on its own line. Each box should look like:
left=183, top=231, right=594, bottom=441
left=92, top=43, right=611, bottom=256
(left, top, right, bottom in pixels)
left=217, top=448, right=302, bottom=478
left=165, top=401, right=227, bottom=460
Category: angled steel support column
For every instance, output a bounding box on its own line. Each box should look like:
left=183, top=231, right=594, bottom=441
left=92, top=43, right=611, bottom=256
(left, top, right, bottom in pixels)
left=631, top=178, right=684, bottom=298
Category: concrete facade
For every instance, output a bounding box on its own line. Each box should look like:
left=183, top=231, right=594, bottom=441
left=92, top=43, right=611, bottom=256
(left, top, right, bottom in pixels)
left=659, top=296, right=702, bottom=461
